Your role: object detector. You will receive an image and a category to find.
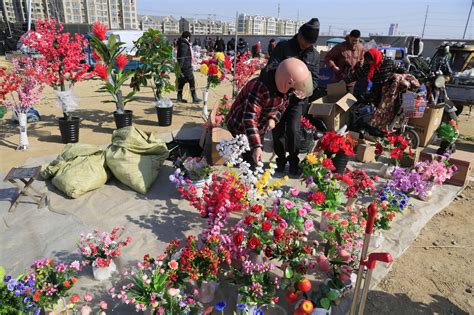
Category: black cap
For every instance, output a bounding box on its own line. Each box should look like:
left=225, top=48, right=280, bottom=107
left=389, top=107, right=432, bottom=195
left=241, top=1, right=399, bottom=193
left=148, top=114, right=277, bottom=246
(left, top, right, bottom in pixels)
left=298, top=18, right=320, bottom=44
left=349, top=29, right=361, bottom=38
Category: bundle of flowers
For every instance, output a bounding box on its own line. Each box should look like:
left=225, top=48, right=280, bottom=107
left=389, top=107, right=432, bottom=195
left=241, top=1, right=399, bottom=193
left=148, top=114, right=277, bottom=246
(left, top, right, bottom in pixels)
left=234, top=51, right=267, bottom=92
left=178, top=172, right=249, bottom=218
left=112, top=247, right=199, bottom=314
left=318, top=131, right=355, bottom=157
left=216, top=134, right=251, bottom=166
left=211, top=94, right=232, bottom=127
left=179, top=235, right=231, bottom=286
left=362, top=187, right=410, bottom=231
left=78, top=226, right=132, bottom=268
left=318, top=212, right=364, bottom=282
left=414, top=156, right=457, bottom=185
left=240, top=162, right=288, bottom=201
left=375, top=132, right=412, bottom=163
left=169, top=156, right=212, bottom=184
left=229, top=260, right=280, bottom=305
left=200, top=52, right=231, bottom=89
left=437, top=120, right=459, bottom=144
left=389, top=167, right=433, bottom=199
left=334, top=169, right=376, bottom=199
left=1, top=270, right=38, bottom=313
left=29, top=258, right=80, bottom=309
left=301, top=152, right=336, bottom=187
left=67, top=293, right=108, bottom=315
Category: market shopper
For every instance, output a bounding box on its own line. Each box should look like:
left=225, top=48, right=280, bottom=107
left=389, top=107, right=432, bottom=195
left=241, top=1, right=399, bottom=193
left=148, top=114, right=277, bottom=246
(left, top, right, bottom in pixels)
left=324, top=29, right=364, bottom=88
left=267, top=38, right=276, bottom=57
left=225, top=58, right=313, bottom=166
left=214, top=36, right=226, bottom=52
left=345, top=48, right=398, bottom=106
left=237, top=38, right=249, bottom=57
left=260, top=18, right=320, bottom=175
left=176, top=31, right=202, bottom=103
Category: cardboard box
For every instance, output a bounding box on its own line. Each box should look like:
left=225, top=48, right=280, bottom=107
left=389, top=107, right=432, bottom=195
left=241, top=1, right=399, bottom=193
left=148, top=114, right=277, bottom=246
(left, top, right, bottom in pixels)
left=419, top=145, right=474, bottom=187
left=399, top=148, right=421, bottom=168
left=408, top=107, right=444, bottom=147
left=308, top=81, right=357, bottom=131
left=210, top=127, right=234, bottom=165
left=355, top=140, right=376, bottom=163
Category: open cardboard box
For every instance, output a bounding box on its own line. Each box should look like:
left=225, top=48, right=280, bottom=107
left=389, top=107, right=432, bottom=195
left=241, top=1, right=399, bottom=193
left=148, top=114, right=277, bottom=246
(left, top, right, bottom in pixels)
left=308, top=81, right=357, bottom=131
left=408, top=107, right=444, bottom=147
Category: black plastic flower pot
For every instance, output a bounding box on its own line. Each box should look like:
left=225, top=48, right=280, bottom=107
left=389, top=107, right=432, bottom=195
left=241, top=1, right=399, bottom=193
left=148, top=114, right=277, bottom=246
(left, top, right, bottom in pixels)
left=436, top=141, right=455, bottom=156
left=156, top=106, right=173, bottom=126
left=299, top=128, right=315, bottom=153
left=113, top=110, right=133, bottom=129
left=329, top=151, right=349, bottom=174
left=58, top=116, right=80, bottom=144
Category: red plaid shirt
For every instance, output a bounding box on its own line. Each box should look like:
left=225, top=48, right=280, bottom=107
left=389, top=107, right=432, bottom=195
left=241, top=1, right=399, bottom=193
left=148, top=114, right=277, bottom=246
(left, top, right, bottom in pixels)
left=226, top=78, right=288, bottom=149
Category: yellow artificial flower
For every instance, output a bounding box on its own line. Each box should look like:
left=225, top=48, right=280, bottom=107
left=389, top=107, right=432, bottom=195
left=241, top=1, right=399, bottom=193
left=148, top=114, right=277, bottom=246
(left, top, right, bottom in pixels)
left=200, top=64, right=208, bottom=75
left=215, top=52, right=225, bottom=61
left=306, top=153, right=317, bottom=164
left=216, top=70, right=222, bottom=78
left=283, top=176, right=289, bottom=181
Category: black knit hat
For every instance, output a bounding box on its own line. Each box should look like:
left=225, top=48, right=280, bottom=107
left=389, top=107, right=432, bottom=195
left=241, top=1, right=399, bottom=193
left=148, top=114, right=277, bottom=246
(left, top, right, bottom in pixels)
left=298, top=18, right=320, bottom=44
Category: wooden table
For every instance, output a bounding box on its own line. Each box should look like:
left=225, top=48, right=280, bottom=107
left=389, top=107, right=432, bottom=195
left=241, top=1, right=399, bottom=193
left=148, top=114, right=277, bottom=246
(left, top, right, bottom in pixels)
left=3, top=166, right=47, bottom=212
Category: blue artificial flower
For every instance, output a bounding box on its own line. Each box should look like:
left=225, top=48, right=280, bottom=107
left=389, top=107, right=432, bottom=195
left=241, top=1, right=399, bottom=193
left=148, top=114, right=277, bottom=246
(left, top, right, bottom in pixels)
left=3, top=275, right=11, bottom=283
left=215, top=301, right=226, bottom=312
left=391, top=199, right=398, bottom=206
left=400, top=199, right=406, bottom=206
left=380, top=193, right=387, bottom=201
left=33, top=308, right=41, bottom=315
left=255, top=310, right=264, bottom=315
left=236, top=304, right=247, bottom=311
left=6, top=278, right=17, bottom=291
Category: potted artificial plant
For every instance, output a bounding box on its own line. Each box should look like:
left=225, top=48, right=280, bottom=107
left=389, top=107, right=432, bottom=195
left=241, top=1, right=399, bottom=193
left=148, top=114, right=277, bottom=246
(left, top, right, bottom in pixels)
left=131, top=28, right=176, bottom=126
left=22, top=19, right=90, bottom=143
left=436, top=120, right=459, bottom=155
left=89, top=21, right=136, bottom=129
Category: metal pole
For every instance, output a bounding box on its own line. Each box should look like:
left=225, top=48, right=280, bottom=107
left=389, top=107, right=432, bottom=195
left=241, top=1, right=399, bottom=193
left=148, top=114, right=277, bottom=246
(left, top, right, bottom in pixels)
left=421, top=5, right=429, bottom=38
left=462, top=0, right=473, bottom=39
left=27, top=0, right=32, bottom=31
left=232, top=11, right=238, bottom=97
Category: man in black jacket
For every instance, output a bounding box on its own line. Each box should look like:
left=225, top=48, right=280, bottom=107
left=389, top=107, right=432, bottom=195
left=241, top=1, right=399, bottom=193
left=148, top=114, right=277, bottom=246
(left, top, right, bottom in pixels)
left=261, top=18, right=320, bottom=175
left=176, top=31, right=202, bottom=103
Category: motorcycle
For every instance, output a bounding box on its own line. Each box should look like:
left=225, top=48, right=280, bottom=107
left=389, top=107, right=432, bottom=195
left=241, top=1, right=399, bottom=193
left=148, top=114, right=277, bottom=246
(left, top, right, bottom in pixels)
left=427, top=71, right=458, bottom=123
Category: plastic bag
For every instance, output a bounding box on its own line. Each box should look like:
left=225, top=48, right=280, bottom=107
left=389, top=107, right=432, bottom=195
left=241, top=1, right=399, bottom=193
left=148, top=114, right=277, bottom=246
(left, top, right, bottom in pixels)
left=156, top=97, right=173, bottom=108
left=54, top=89, right=79, bottom=115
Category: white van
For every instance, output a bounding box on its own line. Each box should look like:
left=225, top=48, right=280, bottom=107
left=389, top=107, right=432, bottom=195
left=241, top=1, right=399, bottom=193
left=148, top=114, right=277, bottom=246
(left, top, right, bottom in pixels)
left=107, top=30, right=144, bottom=56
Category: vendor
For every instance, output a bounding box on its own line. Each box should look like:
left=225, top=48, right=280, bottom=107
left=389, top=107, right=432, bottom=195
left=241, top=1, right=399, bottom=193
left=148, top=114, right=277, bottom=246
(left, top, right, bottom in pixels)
left=324, top=29, right=364, bottom=89
left=345, top=48, right=398, bottom=106
left=225, top=58, right=313, bottom=166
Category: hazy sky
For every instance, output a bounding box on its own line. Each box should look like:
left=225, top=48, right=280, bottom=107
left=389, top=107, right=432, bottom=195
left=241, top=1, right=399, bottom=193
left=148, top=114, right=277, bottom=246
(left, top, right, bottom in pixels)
left=137, top=0, right=473, bottom=39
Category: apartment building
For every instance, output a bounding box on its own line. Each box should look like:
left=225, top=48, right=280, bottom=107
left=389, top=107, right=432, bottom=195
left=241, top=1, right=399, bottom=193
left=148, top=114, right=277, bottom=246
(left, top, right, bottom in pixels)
left=139, top=15, right=179, bottom=34
left=1, top=0, right=138, bottom=29
left=238, top=13, right=300, bottom=35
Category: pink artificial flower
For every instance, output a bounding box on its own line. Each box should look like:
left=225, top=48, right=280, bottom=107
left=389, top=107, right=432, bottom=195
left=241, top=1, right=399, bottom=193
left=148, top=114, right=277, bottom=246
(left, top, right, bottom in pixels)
left=84, top=293, right=93, bottom=302
left=304, top=220, right=314, bottom=231
left=168, top=260, right=178, bottom=270
left=81, top=305, right=92, bottom=315
left=168, top=288, right=180, bottom=296
left=283, top=200, right=296, bottom=210
left=290, top=188, right=300, bottom=197
left=99, top=301, right=108, bottom=310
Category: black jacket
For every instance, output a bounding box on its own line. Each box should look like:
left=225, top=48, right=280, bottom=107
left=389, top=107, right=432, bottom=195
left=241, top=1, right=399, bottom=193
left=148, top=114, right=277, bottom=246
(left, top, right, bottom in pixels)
left=237, top=41, right=248, bottom=55
left=214, top=39, right=225, bottom=52
left=177, top=37, right=193, bottom=75
left=261, top=35, right=320, bottom=104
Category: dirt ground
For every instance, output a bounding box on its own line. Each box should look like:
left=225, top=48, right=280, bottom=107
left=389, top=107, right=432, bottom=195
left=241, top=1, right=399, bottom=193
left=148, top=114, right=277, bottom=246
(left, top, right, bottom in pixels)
left=0, top=57, right=473, bottom=314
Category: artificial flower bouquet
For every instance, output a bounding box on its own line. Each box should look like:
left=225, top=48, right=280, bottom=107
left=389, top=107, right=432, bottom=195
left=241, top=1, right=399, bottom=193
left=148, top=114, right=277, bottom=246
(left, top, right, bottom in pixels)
left=414, top=155, right=457, bottom=186
left=112, top=245, right=199, bottom=314
left=300, top=116, right=316, bottom=153
left=1, top=267, right=38, bottom=314
left=29, top=258, right=81, bottom=310
left=363, top=187, right=411, bottom=231
left=89, top=21, right=135, bottom=114
left=318, top=131, right=355, bottom=157
left=300, top=152, right=336, bottom=187
left=200, top=52, right=231, bottom=89
left=334, top=168, right=376, bottom=199
left=234, top=51, right=267, bottom=93
left=389, top=167, right=433, bottom=199
left=67, top=292, right=108, bottom=315
left=170, top=156, right=212, bottom=184
left=375, top=132, right=412, bottom=165
left=78, top=226, right=132, bottom=269
left=211, top=94, right=232, bottom=128
left=437, top=120, right=459, bottom=144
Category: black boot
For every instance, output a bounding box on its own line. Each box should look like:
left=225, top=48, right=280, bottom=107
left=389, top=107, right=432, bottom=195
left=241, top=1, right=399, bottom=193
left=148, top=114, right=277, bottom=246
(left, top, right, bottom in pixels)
left=275, top=157, right=287, bottom=173
left=289, top=156, right=301, bottom=176
left=177, top=91, right=187, bottom=103
left=191, top=90, right=202, bottom=103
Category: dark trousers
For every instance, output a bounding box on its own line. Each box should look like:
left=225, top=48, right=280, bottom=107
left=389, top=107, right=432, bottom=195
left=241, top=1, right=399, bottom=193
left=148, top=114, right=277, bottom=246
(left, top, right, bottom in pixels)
left=272, top=102, right=302, bottom=167
left=177, top=70, right=196, bottom=92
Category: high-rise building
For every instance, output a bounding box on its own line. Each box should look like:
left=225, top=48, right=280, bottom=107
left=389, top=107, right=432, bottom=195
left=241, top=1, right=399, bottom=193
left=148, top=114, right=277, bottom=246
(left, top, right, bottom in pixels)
left=388, top=23, right=398, bottom=36
left=1, top=0, right=138, bottom=29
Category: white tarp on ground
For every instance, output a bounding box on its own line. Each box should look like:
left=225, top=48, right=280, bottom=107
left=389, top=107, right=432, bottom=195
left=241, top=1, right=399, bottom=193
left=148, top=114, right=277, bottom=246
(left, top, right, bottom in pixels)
left=0, top=131, right=463, bottom=314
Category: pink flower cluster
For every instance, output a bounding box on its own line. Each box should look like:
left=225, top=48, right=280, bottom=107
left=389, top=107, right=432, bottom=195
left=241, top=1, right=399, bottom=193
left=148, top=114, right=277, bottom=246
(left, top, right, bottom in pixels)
left=414, top=157, right=457, bottom=185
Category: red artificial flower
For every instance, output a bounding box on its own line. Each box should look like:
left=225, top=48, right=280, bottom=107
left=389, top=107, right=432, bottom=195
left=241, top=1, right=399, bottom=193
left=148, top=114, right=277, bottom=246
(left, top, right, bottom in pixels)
left=251, top=204, right=263, bottom=214
left=115, top=54, right=128, bottom=71
left=70, top=294, right=80, bottom=303
left=95, top=63, right=108, bottom=81
left=71, top=277, right=78, bottom=284
left=262, top=220, right=272, bottom=232
left=248, top=237, right=261, bottom=250
left=322, top=158, right=335, bottom=171
left=390, top=147, right=403, bottom=160
left=265, top=247, right=273, bottom=257
left=244, top=215, right=256, bottom=225
left=273, top=227, right=284, bottom=239
left=224, top=59, right=232, bottom=71
left=310, top=191, right=326, bottom=205
left=63, top=281, right=71, bottom=288
left=233, top=232, right=244, bottom=246
left=375, top=142, right=384, bottom=155
left=300, top=116, right=315, bottom=129
left=92, top=21, right=108, bottom=41
left=207, top=64, right=218, bottom=76
left=264, top=210, right=274, bottom=219
left=340, top=175, right=354, bottom=186
left=92, top=50, right=101, bottom=62
left=33, top=290, right=41, bottom=302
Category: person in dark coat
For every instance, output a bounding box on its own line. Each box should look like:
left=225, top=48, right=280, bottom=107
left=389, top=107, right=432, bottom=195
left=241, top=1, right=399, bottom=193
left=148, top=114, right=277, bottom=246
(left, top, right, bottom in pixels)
left=214, top=36, right=225, bottom=52
left=227, top=38, right=236, bottom=54
left=260, top=18, right=320, bottom=175
left=267, top=38, right=276, bottom=57
left=176, top=31, right=202, bottom=103
left=237, top=38, right=249, bottom=57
